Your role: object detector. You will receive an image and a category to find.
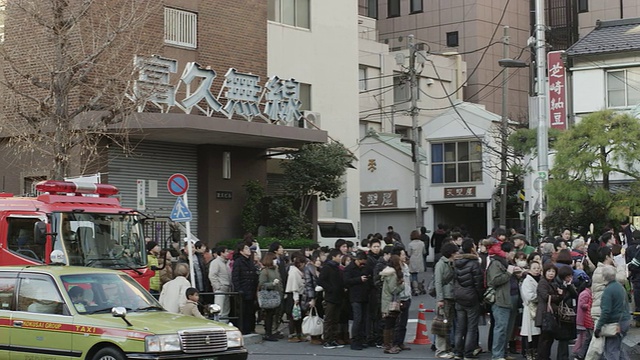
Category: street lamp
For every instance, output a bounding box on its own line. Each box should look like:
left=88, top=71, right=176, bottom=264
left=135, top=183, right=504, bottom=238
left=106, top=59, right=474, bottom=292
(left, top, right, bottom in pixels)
left=497, top=26, right=528, bottom=229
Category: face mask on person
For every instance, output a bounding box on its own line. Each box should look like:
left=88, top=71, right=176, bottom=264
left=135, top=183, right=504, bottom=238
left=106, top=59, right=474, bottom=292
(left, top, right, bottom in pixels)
left=516, top=260, right=528, bottom=268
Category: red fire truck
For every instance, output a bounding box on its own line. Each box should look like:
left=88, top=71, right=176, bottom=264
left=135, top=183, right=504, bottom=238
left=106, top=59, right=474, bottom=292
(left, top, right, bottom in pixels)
left=0, top=180, right=153, bottom=288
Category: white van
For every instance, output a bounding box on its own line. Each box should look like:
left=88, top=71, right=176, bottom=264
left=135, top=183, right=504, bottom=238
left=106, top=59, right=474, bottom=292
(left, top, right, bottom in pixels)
left=317, top=218, right=358, bottom=248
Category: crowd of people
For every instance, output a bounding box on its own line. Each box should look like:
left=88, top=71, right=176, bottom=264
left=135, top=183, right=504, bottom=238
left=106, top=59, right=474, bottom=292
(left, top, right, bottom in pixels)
left=144, top=223, right=640, bottom=360
left=431, top=224, right=638, bottom=360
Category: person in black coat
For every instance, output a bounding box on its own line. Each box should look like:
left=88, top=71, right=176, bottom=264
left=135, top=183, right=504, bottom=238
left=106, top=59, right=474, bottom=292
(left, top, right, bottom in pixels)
left=431, top=224, right=448, bottom=267
left=627, top=230, right=640, bottom=326
left=535, top=263, right=563, bottom=360
left=452, top=239, right=484, bottom=359
left=344, top=251, right=371, bottom=350
left=232, top=242, right=259, bottom=334
left=318, top=249, right=344, bottom=348
left=364, top=239, right=382, bottom=347
left=554, top=265, right=578, bottom=360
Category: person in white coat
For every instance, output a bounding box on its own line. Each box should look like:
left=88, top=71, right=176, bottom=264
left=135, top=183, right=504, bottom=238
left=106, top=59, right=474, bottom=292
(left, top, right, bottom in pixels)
left=407, top=230, right=426, bottom=284
left=520, top=260, right=542, bottom=360
left=159, top=263, right=191, bottom=314
left=584, top=246, right=627, bottom=360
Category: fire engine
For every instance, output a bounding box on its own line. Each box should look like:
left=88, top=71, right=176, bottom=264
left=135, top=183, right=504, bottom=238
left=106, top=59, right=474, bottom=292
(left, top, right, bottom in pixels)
left=0, top=180, right=153, bottom=288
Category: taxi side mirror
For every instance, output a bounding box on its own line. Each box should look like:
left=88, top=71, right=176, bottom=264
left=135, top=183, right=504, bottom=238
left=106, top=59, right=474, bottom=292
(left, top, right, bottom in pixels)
left=112, top=307, right=133, bottom=326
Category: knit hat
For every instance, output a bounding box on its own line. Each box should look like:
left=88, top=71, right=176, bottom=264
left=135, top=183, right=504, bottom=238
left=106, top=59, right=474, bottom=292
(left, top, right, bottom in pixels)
left=146, top=241, right=158, bottom=253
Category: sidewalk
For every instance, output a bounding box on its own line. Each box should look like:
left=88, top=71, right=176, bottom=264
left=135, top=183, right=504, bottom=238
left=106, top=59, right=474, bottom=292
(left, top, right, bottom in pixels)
left=623, top=325, right=640, bottom=356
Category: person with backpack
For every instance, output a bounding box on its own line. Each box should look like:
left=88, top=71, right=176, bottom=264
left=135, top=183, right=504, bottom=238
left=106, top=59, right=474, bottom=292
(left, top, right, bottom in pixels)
left=434, top=242, right=459, bottom=359
left=452, top=239, right=484, bottom=360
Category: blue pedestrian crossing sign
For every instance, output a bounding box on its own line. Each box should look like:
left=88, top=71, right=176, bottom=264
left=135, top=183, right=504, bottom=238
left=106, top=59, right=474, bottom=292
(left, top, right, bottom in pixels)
left=170, top=197, right=192, bottom=222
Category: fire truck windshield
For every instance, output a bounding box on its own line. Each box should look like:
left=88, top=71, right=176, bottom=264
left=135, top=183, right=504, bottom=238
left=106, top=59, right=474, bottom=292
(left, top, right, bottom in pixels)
left=53, top=213, right=147, bottom=270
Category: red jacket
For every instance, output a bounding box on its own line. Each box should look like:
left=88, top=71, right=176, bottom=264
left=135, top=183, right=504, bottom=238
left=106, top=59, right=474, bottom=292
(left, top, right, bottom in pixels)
left=577, top=288, right=593, bottom=329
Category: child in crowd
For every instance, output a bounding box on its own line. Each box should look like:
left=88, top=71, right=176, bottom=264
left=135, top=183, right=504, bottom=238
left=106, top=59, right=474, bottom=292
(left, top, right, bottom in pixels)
left=573, top=284, right=593, bottom=360
left=180, top=287, right=205, bottom=319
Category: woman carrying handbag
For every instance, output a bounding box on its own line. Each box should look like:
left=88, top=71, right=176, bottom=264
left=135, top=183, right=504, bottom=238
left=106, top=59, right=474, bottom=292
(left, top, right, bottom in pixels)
left=258, top=253, right=284, bottom=341
left=593, top=265, right=632, bottom=359
left=379, top=255, right=404, bottom=354
left=554, top=265, right=578, bottom=360
left=535, top=263, right=563, bottom=360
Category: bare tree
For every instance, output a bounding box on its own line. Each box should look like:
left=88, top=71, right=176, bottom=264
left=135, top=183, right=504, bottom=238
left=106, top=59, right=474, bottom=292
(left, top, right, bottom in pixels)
left=0, top=0, right=161, bottom=179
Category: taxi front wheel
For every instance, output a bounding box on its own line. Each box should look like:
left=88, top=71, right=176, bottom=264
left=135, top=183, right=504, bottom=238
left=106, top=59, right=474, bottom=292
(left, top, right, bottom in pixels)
left=92, top=347, right=125, bottom=360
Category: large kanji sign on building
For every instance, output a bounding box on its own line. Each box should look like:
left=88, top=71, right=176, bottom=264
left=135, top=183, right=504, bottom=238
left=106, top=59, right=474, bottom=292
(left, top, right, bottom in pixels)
left=547, top=51, right=567, bottom=130
left=130, top=55, right=302, bottom=124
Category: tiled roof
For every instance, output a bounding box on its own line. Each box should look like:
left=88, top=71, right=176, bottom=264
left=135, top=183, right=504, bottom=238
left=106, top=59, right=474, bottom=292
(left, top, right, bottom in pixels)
left=566, top=18, right=640, bottom=57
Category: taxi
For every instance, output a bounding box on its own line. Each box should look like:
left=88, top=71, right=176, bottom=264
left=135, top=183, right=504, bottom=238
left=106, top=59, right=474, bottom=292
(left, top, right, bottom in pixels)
left=0, top=261, right=248, bottom=360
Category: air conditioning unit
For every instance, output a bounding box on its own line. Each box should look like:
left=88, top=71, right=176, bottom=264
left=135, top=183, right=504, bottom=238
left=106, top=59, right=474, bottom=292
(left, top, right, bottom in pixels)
left=302, top=111, right=321, bottom=129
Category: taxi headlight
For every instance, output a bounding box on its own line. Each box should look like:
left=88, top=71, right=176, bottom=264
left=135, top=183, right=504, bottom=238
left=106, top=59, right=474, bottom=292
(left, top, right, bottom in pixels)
left=145, top=334, right=181, bottom=352
left=226, top=330, right=243, bottom=348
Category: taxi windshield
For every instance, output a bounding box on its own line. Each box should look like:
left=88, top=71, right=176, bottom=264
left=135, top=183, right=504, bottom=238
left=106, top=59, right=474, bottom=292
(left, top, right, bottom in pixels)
left=53, top=212, right=146, bottom=269
left=61, top=273, right=161, bottom=314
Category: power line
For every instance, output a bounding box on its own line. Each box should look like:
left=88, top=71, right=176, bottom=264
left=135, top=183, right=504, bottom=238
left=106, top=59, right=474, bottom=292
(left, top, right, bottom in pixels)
left=428, top=59, right=503, bottom=157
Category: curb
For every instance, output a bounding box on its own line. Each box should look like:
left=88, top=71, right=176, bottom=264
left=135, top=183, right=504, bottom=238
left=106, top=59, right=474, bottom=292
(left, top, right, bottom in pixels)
left=623, top=326, right=640, bottom=356
left=243, top=333, right=263, bottom=346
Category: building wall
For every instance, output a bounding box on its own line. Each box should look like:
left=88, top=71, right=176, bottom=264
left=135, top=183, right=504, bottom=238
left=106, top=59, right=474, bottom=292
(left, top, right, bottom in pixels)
left=267, top=0, right=361, bottom=227
left=570, top=53, right=640, bottom=114
left=197, top=145, right=267, bottom=244
left=358, top=15, right=467, bottom=140
left=578, top=1, right=640, bottom=36
left=375, top=0, right=531, bottom=121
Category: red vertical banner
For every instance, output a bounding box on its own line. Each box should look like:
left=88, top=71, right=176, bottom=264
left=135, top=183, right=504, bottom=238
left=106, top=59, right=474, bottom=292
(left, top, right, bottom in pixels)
left=547, top=51, right=567, bottom=130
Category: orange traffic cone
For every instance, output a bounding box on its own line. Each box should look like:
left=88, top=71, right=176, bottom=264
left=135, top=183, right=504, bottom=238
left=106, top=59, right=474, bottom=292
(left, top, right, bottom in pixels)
left=410, top=303, right=432, bottom=345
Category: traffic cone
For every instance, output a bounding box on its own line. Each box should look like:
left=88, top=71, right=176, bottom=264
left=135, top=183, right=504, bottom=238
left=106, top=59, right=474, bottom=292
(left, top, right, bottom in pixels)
left=410, top=303, right=432, bottom=345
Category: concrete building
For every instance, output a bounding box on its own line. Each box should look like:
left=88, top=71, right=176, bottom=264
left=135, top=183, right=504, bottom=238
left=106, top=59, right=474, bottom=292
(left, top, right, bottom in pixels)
left=358, top=13, right=502, bottom=243
left=0, top=1, right=332, bottom=245
left=360, top=0, right=530, bottom=121
left=360, top=102, right=502, bottom=248
left=268, top=0, right=361, bottom=228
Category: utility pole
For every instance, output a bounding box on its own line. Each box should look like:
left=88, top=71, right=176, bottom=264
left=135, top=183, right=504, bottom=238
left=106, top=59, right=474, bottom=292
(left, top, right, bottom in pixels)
left=535, top=0, right=548, bottom=236
left=408, top=34, right=423, bottom=229
left=499, top=26, right=509, bottom=229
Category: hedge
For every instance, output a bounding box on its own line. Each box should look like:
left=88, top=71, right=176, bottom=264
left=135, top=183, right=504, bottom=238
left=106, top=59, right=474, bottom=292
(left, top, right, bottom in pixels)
left=215, top=237, right=315, bottom=250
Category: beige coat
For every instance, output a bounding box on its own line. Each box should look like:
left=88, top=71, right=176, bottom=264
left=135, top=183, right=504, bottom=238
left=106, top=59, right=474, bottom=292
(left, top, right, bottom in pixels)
left=208, top=256, right=231, bottom=292
left=180, top=300, right=205, bottom=319
left=407, top=239, right=426, bottom=273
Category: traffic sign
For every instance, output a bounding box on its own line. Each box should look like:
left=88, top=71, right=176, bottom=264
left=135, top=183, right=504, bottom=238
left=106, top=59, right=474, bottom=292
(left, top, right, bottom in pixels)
left=167, top=173, right=189, bottom=196
left=170, top=197, right=192, bottom=222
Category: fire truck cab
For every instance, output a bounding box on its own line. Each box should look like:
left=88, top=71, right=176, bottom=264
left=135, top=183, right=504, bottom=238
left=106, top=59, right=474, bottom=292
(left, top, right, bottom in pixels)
left=0, top=180, right=153, bottom=288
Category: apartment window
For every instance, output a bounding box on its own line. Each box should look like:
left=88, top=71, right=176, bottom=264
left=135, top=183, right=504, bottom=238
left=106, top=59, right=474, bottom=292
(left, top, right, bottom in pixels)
left=431, top=141, right=483, bottom=183
left=164, top=7, right=197, bottom=48
left=446, top=31, right=459, bottom=47
left=388, top=0, right=400, bottom=18
left=393, top=75, right=418, bottom=104
left=606, top=69, right=640, bottom=108
left=367, top=0, right=378, bottom=19
left=24, top=176, right=47, bottom=196
left=578, top=0, right=589, bottom=13
left=410, top=0, right=423, bottom=14
left=299, top=83, right=311, bottom=111
left=359, top=67, right=367, bottom=92
left=268, top=0, right=310, bottom=29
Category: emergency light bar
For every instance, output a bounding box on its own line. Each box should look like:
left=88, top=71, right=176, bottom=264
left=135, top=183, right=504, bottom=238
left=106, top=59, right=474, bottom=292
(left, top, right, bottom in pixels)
left=35, top=180, right=119, bottom=197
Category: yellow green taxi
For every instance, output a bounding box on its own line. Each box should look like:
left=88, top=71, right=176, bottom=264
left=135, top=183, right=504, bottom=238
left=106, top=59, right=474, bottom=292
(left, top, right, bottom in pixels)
left=0, top=265, right=248, bottom=360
